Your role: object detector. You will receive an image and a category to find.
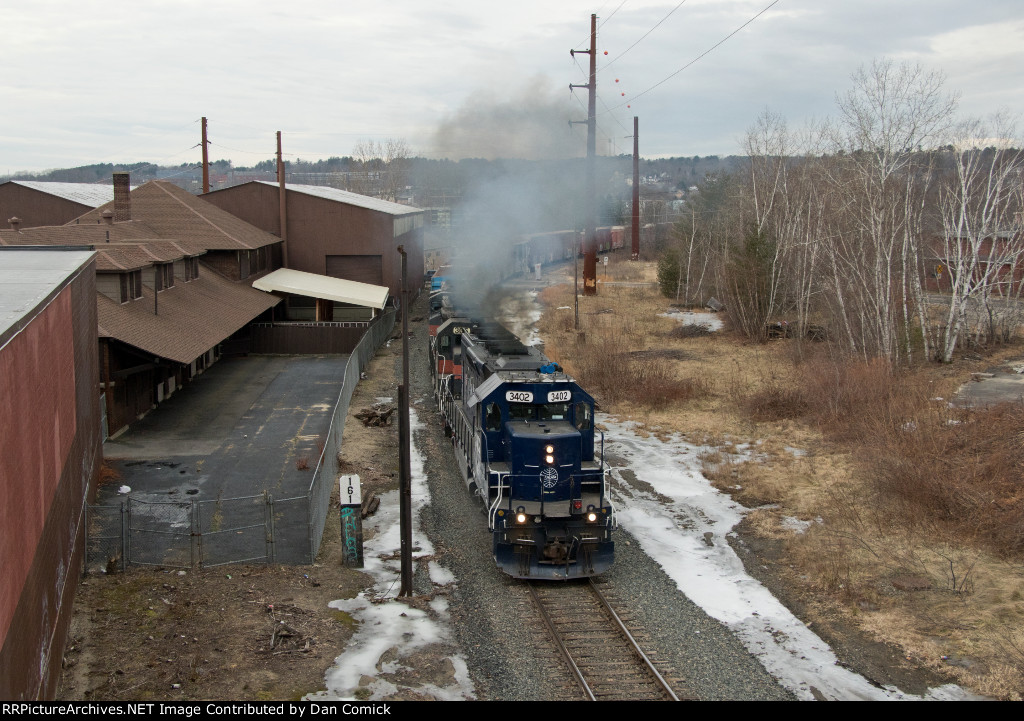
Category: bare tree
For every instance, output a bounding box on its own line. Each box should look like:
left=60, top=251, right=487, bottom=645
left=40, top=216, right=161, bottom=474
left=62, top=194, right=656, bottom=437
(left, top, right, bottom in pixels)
left=350, top=138, right=411, bottom=201
left=822, top=59, right=958, bottom=362
left=936, top=115, right=1024, bottom=361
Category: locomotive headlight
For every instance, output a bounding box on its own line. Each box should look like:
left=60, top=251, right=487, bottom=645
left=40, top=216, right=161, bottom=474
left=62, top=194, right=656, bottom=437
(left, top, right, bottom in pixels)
left=585, top=505, right=598, bottom=523
left=544, top=445, right=555, bottom=464
left=515, top=506, right=528, bottom=524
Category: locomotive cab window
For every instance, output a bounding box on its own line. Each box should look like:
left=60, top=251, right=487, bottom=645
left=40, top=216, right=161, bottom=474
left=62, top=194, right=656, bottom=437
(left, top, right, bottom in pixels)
left=485, top=403, right=501, bottom=431
left=574, top=402, right=592, bottom=430
left=540, top=402, right=569, bottom=421
left=508, top=403, right=535, bottom=421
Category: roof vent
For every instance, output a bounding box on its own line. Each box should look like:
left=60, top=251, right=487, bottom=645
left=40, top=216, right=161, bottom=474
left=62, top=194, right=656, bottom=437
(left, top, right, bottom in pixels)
left=7, top=217, right=21, bottom=231
left=102, top=210, right=114, bottom=225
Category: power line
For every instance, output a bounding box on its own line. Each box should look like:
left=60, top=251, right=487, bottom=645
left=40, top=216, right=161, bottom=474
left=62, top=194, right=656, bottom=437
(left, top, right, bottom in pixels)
left=602, top=0, right=782, bottom=115
left=602, top=0, right=690, bottom=70
left=599, top=0, right=628, bottom=29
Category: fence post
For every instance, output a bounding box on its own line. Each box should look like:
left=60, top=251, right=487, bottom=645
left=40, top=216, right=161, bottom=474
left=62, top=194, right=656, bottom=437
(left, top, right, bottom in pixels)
left=265, top=491, right=276, bottom=564
left=121, top=501, right=129, bottom=571
left=192, top=499, right=200, bottom=570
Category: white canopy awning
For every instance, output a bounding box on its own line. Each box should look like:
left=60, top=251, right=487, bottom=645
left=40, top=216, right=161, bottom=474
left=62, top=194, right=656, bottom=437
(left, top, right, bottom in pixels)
left=253, top=268, right=389, bottom=309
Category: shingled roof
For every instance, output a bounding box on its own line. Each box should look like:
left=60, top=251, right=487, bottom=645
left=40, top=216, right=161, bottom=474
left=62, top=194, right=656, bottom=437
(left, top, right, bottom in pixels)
left=78, top=181, right=282, bottom=251
left=0, top=224, right=207, bottom=273
left=2, top=179, right=283, bottom=367
left=96, top=271, right=279, bottom=364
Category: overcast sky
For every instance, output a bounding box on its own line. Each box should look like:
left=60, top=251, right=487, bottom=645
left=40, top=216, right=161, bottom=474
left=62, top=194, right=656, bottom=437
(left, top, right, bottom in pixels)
left=2, top=0, right=1022, bottom=173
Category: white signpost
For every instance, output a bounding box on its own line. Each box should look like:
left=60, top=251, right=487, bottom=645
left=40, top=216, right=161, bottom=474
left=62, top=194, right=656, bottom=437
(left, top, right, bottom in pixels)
left=339, top=474, right=363, bottom=568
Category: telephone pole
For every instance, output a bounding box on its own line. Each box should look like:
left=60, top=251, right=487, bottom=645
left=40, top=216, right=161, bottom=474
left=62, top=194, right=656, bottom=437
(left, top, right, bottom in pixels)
left=632, top=116, right=640, bottom=261
left=397, top=245, right=413, bottom=597
left=570, top=13, right=598, bottom=296
left=201, top=117, right=210, bottom=194
left=277, top=131, right=289, bottom=267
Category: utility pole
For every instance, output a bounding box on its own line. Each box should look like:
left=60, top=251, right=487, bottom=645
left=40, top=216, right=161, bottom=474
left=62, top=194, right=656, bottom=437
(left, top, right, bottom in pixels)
left=570, top=13, right=598, bottom=296
left=201, top=117, right=210, bottom=194
left=632, top=116, right=640, bottom=261
left=277, top=131, right=289, bottom=267
left=397, top=245, right=413, bottom=597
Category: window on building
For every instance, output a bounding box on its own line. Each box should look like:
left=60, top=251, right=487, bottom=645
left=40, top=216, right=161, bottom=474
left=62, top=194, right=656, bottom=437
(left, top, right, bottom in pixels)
left=120, top=270, right=143, bottom=303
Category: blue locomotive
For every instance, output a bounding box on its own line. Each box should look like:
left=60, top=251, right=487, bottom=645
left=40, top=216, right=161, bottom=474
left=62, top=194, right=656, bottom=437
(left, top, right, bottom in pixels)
left=434, top=320, right=615, bottom=579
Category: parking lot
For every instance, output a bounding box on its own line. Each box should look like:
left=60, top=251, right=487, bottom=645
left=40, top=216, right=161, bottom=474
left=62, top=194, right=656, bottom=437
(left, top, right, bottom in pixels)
left=98, top=354, right=350, bottom=565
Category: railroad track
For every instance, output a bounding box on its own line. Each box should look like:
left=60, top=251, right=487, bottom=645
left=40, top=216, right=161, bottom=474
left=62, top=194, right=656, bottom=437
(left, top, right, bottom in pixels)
left=527, top=579, right=685, bottom=701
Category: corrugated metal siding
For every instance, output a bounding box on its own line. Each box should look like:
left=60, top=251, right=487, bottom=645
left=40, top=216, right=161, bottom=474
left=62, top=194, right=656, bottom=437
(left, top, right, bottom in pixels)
left=326, top=254, right=383, bottom=287
left=0, top=263, right=101, bottom=699
left=0, top=183, right=94, bottom=228
left=249, top=323, right=368, bottom=354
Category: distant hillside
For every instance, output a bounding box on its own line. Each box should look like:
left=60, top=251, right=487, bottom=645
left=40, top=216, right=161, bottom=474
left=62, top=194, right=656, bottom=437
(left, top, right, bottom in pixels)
left=4, top=155, right=745, bottom=197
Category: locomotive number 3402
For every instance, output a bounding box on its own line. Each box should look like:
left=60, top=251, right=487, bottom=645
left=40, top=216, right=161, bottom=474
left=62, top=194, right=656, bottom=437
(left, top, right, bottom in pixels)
left=506, top=390, right=533, bottom=403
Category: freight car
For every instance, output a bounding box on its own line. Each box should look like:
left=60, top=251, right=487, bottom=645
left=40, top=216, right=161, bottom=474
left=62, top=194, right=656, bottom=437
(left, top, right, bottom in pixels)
left=432, top=317, right=615, bottom=579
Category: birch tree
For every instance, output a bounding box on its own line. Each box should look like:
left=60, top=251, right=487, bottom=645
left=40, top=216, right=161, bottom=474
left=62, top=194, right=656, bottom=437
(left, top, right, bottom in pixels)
left=937, top=116, right=1024, bottom=361
left=824, top=59, right=957, bottom=362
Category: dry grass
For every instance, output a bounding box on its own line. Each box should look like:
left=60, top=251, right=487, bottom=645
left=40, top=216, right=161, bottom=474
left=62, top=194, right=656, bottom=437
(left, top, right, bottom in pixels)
left=98, top=461, right=122, bottom=487
left=534, top=255, right=1024, bottom=699
left=538, top=281, right=712, bottom=410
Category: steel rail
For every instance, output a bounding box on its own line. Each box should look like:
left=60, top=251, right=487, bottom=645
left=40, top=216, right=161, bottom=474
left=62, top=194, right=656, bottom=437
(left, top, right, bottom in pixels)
left=526, top=582, right=596, bottom=701
left=588, top=578, right=680, bottom=701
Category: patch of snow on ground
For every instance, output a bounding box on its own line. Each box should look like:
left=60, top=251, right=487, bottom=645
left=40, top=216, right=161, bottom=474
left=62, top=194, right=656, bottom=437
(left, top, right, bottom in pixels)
left=660, top=309, right=724, bottom=331
left=601, top=415, right=975, bottom=701
left=780, top=516, right=813, bottom=534
left=311, top=410, right=476, bottom=701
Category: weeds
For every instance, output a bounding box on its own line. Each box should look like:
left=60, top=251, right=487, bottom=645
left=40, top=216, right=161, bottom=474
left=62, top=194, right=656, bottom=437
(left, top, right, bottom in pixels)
left=98, top=461, right=122, bottom=487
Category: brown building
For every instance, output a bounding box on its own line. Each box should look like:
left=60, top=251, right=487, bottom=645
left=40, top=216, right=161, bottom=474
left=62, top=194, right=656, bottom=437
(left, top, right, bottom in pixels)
left=0, top=176, right=283, bottom=436
left=0, top=180, right=117, bottom=229
left=203, top=182, right=425, bottom=300
left=0, top=248, right=101, bottom=700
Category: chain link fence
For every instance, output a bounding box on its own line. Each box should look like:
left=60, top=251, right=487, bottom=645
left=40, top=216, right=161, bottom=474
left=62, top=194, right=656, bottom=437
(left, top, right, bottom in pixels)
left=87, top=307, right=396, bottom=572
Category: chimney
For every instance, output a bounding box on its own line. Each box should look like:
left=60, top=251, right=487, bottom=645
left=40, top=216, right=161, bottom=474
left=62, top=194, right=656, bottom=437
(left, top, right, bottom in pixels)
left=112, top=172, right=131, bottom=222
left=8, top=217, right=21, bottom=231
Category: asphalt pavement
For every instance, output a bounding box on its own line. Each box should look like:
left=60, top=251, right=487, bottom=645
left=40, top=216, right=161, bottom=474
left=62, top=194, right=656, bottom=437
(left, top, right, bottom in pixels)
left=99, top=354, right=350, bottom=564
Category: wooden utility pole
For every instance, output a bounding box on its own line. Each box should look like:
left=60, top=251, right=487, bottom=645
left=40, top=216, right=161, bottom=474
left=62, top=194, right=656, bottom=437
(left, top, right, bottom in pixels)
left=632, top=116, right=640, bottom=261
left=397, top=245, right=413, bottom=597
left=276, top=131, right=289, bottom=267
left=201, top=117, right=209, bottom=194
left=570, top=14, right=598, bottom=296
